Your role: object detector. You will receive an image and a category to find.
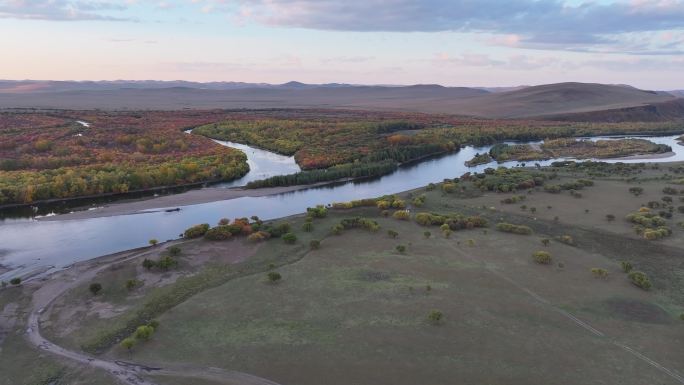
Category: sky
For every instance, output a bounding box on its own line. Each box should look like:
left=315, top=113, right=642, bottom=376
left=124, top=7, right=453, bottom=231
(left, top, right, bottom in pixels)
left=0, top=0, right=683, bottom=89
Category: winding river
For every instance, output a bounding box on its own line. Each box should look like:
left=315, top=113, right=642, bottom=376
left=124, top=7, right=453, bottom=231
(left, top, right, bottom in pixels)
left=0, top=134, right=682, bottom=280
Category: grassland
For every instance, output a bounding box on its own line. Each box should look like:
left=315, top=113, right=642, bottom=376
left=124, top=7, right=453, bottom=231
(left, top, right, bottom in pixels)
left=4, top=161, right=684, bottom=385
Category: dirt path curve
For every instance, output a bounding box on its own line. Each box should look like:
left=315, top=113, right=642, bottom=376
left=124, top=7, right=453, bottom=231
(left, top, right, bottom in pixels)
left=23, top=246, right=283, bottom=385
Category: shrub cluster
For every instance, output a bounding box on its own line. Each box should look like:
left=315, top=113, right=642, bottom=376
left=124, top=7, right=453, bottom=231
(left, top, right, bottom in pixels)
left=590, top=268, right=609, bottom=278
left=413, top=212, right=487, bottom=230
left=338, top=217, right=381, bottom=232
left=500, top=195, right=526, bottom=204
left=120, top=320, right=159, bottom=351
left=204, top=225, right=234, bottom=241
left=471, top=168, right=547, bottom=193
left=626, top=212, right=671, bottom=240
left=392, top=210, right=411, bottom=220
left=183, top=223, right=210, bottom=238
left=495, top=222, right=533, bottom=235
left=306, top=205, right=328, bottom=218
left=412, top=194, right=427, bottom=207
left=628, top=271, right=652, bottom=290
left=532, top=251, right=552, bottom=264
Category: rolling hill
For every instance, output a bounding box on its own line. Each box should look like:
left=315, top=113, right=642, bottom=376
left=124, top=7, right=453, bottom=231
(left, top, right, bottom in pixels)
left=0, top=80, right=680, bottom=122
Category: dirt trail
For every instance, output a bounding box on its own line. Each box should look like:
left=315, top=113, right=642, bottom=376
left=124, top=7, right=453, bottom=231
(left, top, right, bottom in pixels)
left=443, top=239, right=684, bottom=384
left=22, top=246, right=282, bottom=385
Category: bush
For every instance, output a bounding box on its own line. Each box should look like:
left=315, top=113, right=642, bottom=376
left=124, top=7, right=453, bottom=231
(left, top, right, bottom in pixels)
left=412, top=194, right=427, bottom=207
left=89, top=283, right=102, bottom=295
left=302, top=222, right=314, bottom=232
left=120, top=337, right=136, bottom=351
left=9, top=277, right=21, bottom=285
left=495, top=222, right=532, bottom=235
left=183, top=223, right=210, bottom=239
left=247, top=231, right=271, bottom=242
left=338, top=217, right=380, bottom=232
left=620, top=261, right=633, bottom=273
left=282, top=232, right=297, bottom=244
left=387, top=229, right=399, bottom=239
left=629, top=187, right=644, bottom=196
left=148, top=239, right=158, bottom=246
left=331, top=224, right=344, bottom=235
left=532, top=251, right=552, bottom=264
left=267, top=272, right=282, bottom=283
left=204, top=225, right=233, bottom=241
left=442, top=183, right=456, bottom=193
left=500, top=195, right=526, bottom=204
left=134, top=325, right=155, bottom=340
left=396, top=245, right=407, bottom=253
left=427, top=310, right=443, bottom=324
left=606, top=214, right=616, bottom=222
left=309, top=240, right=321, bottom=250
left=125, top=279, right=140, bottom=291
left=557, top=235, right=575, bottom=245
left=591, top=268, right=609, bottom=278
left=142, top=258, right=156, bottom=270
left=628, top=271, right=652, bottom=290
left=392, top=210, right=410, bottom=220
left=424, top=231, right=431, bottom=239
left=306, top=205, right=328, bottom=218
left=157, top=256, right=178, bottom=270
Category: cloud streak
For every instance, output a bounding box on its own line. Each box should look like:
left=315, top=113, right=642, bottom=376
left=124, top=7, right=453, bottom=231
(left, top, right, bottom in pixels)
left=199, top=0, right=684, bottom=53
left=0, top=0, right=130, bottom=21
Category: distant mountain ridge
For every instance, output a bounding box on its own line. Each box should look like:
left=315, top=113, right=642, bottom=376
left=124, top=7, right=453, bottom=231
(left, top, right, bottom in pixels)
left=0, top=80, right=681, bottom=122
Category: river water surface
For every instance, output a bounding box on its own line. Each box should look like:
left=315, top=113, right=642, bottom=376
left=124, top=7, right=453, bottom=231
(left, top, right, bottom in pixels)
left=0, top=134, right=682, bottom=279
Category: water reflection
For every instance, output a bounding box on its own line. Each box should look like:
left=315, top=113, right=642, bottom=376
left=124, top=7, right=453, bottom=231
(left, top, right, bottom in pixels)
left=0, top=135, right=682, bottom=279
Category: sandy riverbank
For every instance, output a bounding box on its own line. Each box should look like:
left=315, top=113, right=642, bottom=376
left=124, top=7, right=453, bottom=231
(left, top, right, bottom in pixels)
left=39, top=184, right=317, bottom=222
left=608, top=151, right=676, bottom=161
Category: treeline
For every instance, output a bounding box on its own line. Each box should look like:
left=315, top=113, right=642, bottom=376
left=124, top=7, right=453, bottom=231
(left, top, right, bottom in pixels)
left=246, top=160, right=397, bottom=189
left=364, top=142, right=455, bottom=163
left=0, top=153, right=248, bottom=205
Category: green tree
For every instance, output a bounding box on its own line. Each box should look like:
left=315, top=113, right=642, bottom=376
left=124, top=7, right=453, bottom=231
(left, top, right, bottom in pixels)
left=148, top=239, right=158, bottom=246
left=89, top=283, right=102, bottom=295
left=9, top=277, right=21, bottom=285
left=427, top=310, right=443, bottom=324
left=396, top=245, right=407, bottom=253
left=267, top=272, right=282, bottom=283
left=628, top=271, right=652, bottom=290
left=282, top=232, right=297, bottom=244
left=142, top=258, right=156, bottom=270
left=134, top=325, right=155, bottom=340
left=120, top=337, right=136, bottom=352
left=125, top=279, right=139, bottom=291
left=532, top=251, right=552, bottom=265
left=157, top=256, right=178, bottom=271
